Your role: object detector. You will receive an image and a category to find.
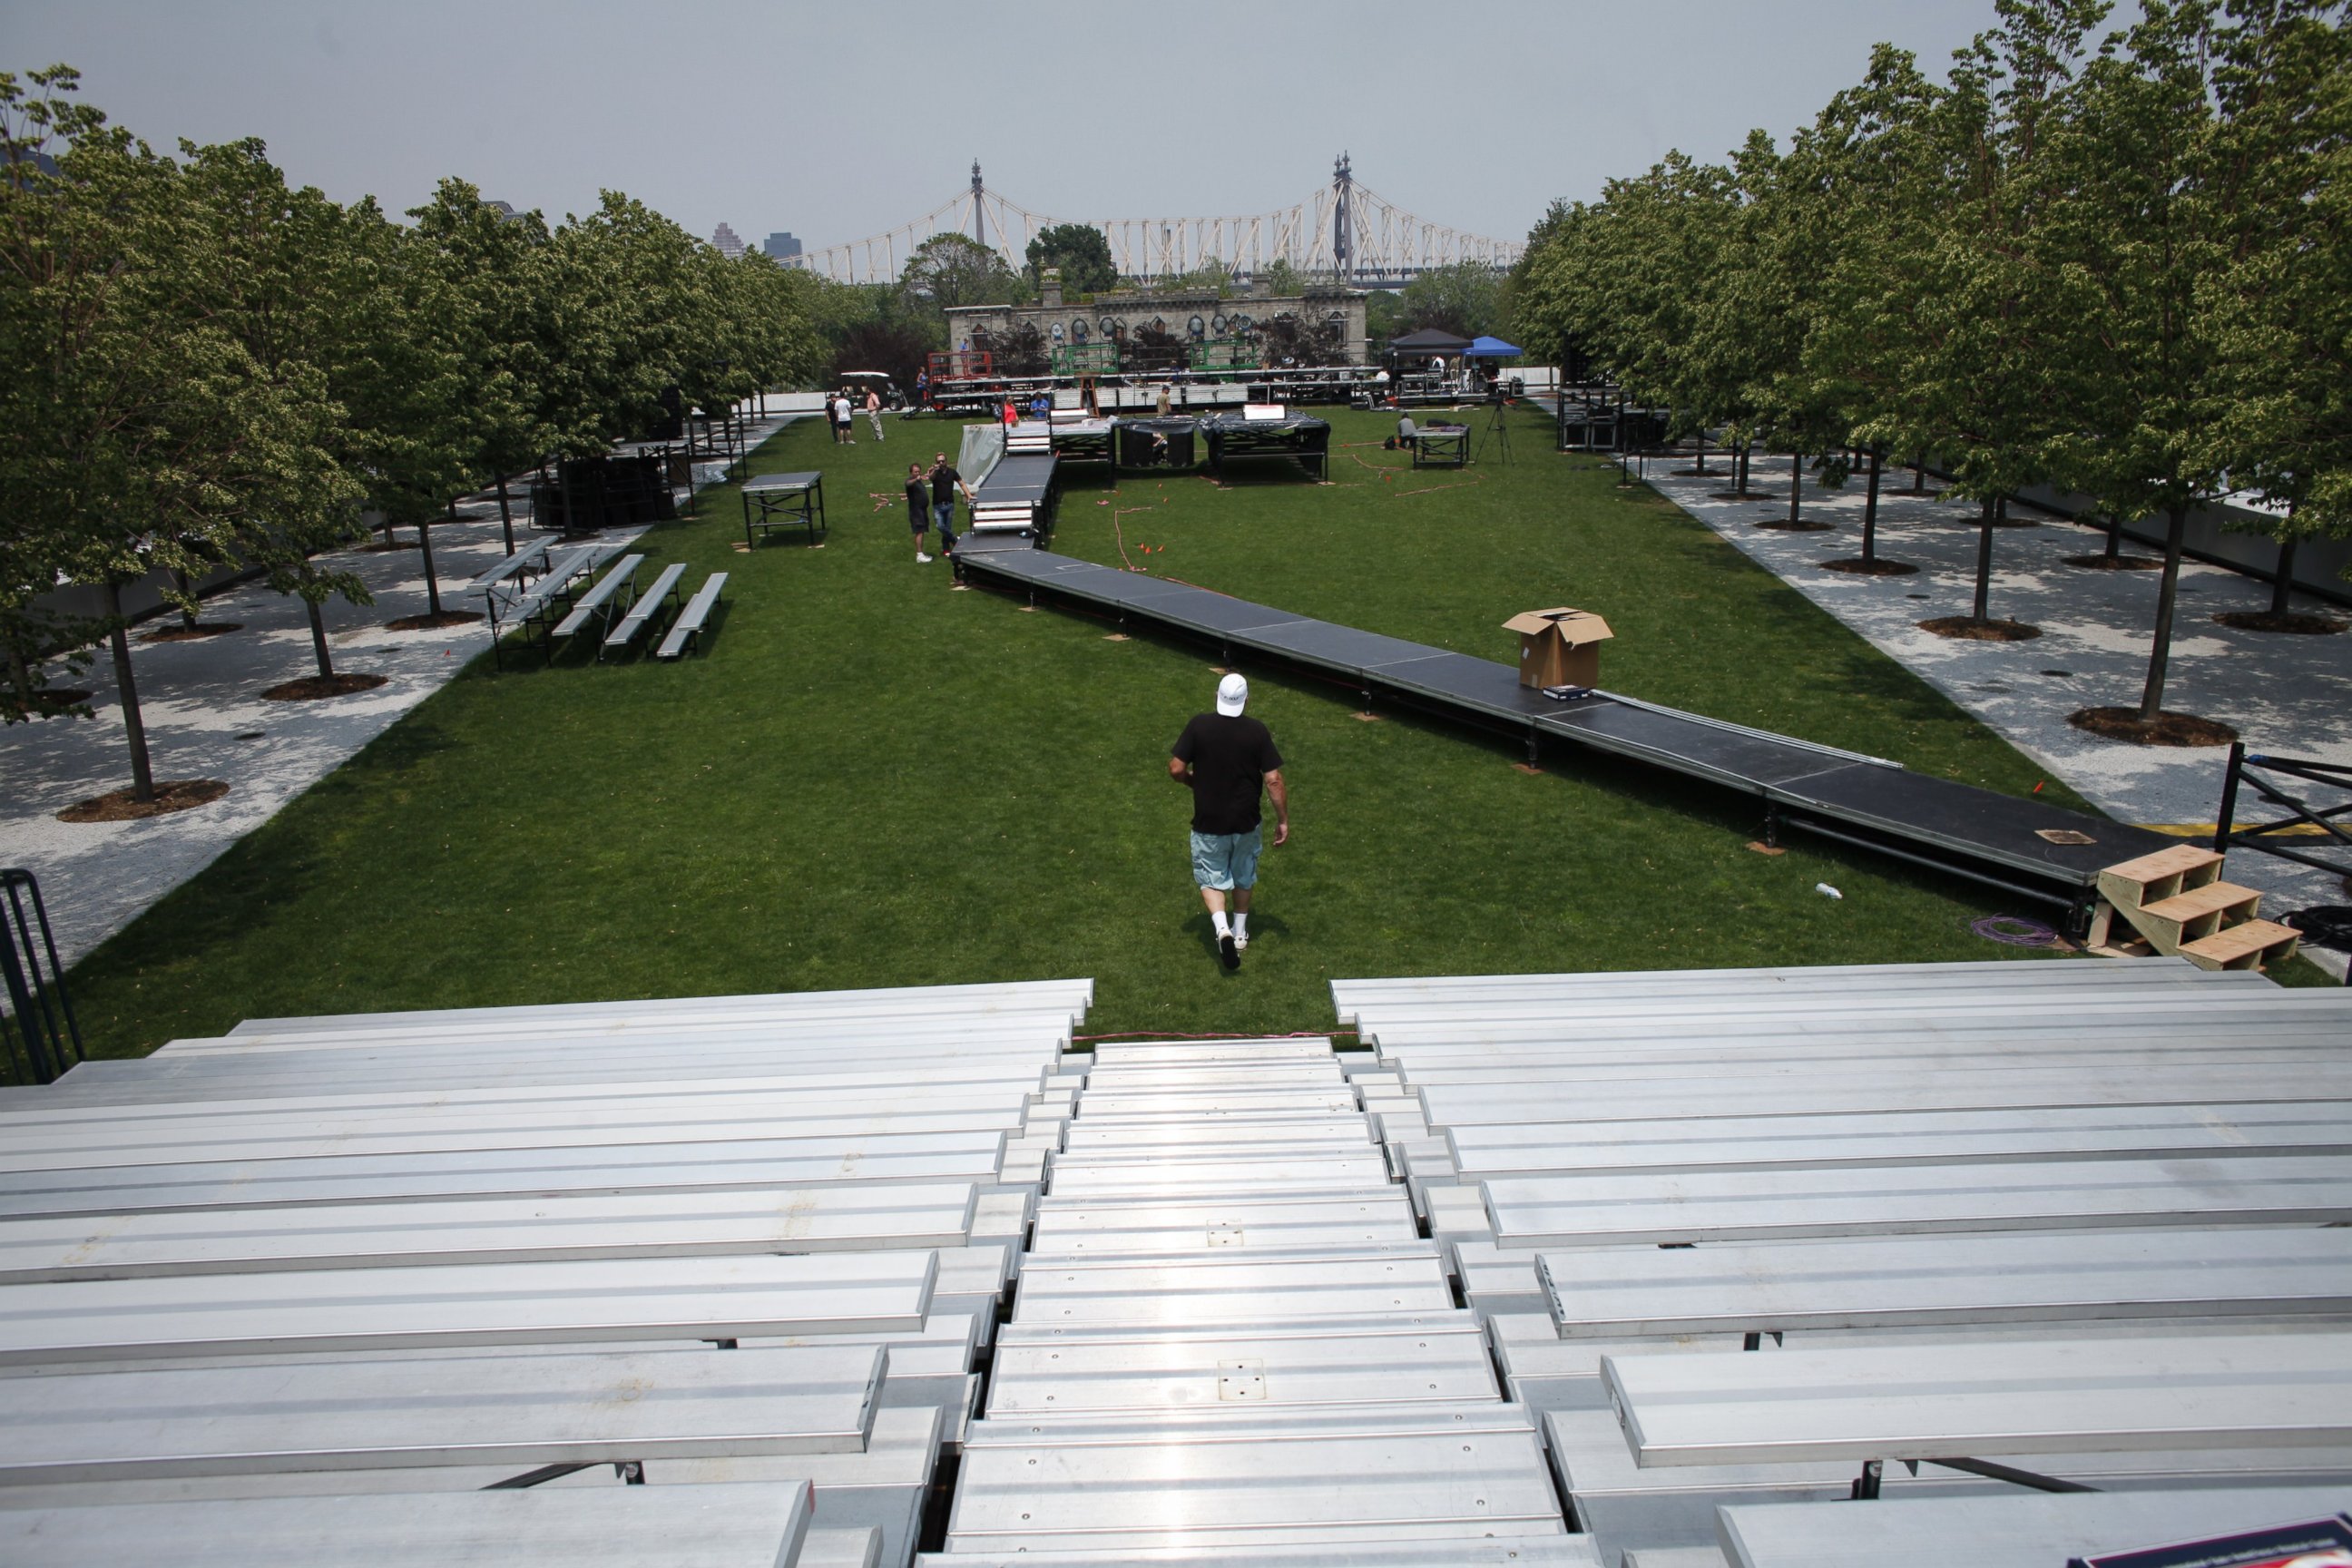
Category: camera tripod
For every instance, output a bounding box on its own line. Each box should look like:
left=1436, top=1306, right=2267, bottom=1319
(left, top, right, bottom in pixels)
left=1475, top=387, right=1514, bottom=466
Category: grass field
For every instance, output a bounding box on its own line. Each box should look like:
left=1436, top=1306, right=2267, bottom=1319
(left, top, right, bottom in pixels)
left=64, top=401, right=2235, bottom=1059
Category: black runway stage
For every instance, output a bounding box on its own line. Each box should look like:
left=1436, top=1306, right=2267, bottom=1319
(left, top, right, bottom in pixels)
left=949, top=544, right=2165, bottom=917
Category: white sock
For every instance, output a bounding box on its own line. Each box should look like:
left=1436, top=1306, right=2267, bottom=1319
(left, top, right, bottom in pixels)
left=1211, top=911, right=1231, bottom=938
left=1231, top=913, right=1249, bottom=940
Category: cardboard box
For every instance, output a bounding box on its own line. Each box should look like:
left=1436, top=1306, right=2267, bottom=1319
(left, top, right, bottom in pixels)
left=1502, top=607, right=1614, bottom=689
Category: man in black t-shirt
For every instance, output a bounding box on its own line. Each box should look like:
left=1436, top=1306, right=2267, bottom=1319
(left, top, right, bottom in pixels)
left=904, top=463, right=935, bottom=563
left=928, top=453, right=967, bottom=552
left=1169, top=673, right=1289, bottom=971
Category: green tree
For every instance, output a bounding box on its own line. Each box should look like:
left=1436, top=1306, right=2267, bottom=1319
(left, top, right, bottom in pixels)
left=0, top=72, right=353, bottom=797
left=1024, top=221, right=1115, bottom=295
left=1260, top=257, right=1307, bottom=297
left=407, top=181, right=561, bottom=557
left=1398, top=259, right=1503, bottom=338
left=1826, top=2, right=2105, bottom=626
left=2062, top=0, right=2346, bottom=722
left=898, top=231, right=1024, bottom=328
left=2194, top=1, right=2352, bottom=612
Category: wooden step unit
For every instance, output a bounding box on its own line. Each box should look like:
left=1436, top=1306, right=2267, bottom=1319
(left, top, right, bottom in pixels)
left=2086, top=845, right=2300, bottom=972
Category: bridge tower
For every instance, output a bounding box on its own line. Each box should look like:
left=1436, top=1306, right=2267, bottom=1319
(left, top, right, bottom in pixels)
left=970, top=161, right=987, bottom=250
left=1331, top=152, right=1353, bottom=284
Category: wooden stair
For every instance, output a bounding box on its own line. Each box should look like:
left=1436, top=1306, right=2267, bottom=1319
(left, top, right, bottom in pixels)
left=2086, top=844, right=2301, bottom=972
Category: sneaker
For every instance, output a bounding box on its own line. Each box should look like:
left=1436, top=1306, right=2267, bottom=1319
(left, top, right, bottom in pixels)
left=915, top=552, right=932, bottom=563
left=1219, top=933, right=1240, bottom=970
left=1231, top=928, right=1250, bottom=952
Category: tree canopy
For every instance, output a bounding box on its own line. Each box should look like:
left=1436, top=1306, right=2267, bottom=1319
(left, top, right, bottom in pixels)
left=1024, top=221, right=1116, bottom=296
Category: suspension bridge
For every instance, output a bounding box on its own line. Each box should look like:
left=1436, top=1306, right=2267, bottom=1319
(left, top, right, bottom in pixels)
left=787, top=155, right=1522, bottom=291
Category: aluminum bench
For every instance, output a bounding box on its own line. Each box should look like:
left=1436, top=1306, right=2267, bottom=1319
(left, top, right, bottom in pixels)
left=1540, top=1227, right=2352, bottom=1340
left=601, top=561, right=685, bottom=660
left=655, top=571, right=728, bottom=659
left=0, top=1344, right=878, bottom=1484
left=551, top=553, right=642, bottom=641
left=0, top=1483, right=817, bottom=1567
left=0, top=1251, right=936, bottom=1365
left=1482, top=1152, right=2352, bottom=1247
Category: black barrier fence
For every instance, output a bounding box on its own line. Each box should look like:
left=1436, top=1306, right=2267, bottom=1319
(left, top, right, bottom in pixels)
left=2215, top=746, right=2352, bottom=885
left=1, top=869, right=82, bottom=1085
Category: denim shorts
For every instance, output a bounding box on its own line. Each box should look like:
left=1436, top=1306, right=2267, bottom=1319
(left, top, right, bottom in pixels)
left=1189, top=826, right=1263, bottom=891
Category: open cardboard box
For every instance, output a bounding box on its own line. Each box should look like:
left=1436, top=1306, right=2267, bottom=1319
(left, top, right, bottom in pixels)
left=1502, top=607, right=1614, bottom=689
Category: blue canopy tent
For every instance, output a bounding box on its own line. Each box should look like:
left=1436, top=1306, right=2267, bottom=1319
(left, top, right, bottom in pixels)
left=1462, top=336, right=1523, bottom=358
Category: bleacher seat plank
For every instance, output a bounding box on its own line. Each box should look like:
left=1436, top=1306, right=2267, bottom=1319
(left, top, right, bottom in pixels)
left=0, top=1251, right=936, bottom=1365
left=1603, top=1331, right=2352, bottom=1466
left=0, top=1482, right=816, bottom=1567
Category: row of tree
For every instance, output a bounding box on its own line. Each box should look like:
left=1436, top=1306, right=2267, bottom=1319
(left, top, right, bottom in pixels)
left=2, top=65, right=826, bottom=799
left=1510, top=0, right=2348, bottom=729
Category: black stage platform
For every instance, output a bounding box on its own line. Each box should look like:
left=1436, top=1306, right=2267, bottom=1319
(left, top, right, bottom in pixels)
left=949, top=545, right=2167, bottom=916
left=967, top=453, right=1062, bottom=538
left=1199, top=414, right=1330, bottom=481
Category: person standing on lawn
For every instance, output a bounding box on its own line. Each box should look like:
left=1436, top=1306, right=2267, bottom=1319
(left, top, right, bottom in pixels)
left=905, top=462, right=935, bottom=564
left=1169, top=672, right=1289, bottom=971
left=865, top=386, right=886, bottom=441
left=929, top=452, right=967, bottom=553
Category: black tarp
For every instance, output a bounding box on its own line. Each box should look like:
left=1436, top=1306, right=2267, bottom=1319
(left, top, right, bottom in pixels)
left=1387, top=328, right=1473, bottom=354
left=1114, top=417, right=1199, bottom=471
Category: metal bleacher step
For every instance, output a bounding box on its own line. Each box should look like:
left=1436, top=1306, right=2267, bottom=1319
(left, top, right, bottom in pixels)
left=946, top=1409, right=1565, bottom=1553
left=921, top=1540, right=1603, bottom=1568
left=985, top=1316, right=1501, bottom=1415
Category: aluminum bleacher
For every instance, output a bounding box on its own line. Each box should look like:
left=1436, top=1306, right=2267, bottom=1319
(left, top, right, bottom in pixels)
left=1333, top=956, right=2352, bottom=1563
left=15, top=956, right=2352, bottom=1563
left=0, top=979, right=1088, bottom=1568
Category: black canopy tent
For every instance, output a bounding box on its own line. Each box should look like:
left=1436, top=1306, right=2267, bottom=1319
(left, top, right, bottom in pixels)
left=1387, top=328, right=1474, bottom=358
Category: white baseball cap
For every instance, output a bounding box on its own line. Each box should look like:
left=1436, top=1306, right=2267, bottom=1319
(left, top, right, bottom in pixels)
left=1216, top=673, right=1249, bottom=717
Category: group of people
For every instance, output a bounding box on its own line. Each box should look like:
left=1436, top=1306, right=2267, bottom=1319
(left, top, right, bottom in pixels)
left=828, top=386, right=887, bottom=445
left=901, top=452, right=969, bottom=564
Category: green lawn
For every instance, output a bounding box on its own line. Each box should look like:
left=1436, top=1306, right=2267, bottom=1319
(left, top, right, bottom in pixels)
left=65, top=402, right=2235, bottom=1060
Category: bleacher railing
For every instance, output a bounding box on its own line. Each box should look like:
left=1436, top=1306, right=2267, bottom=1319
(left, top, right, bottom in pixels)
left=2214, top=745, right=2352, bottom=884
left=1, top=868, right=83, bottom=1084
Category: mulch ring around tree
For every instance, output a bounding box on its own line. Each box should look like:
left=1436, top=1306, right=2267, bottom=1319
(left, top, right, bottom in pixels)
left=30, top=690, right=93, bottom=710
left=57, top=778, right=230, bottom=823
left=1755, top=517, right=1836, bottom=533
left=1919, top=615, right=2042, bottom=642
left=358, top=538, right=421, bottom=553
left=139, top=622, right=244, bottom=642
left=2063, top=553, right=2163, bottom=571
left=1711, top=490, right=1780, bottom=502
left=386, top=611, right=485, bottom=632
left=260, top=672, right=389, bottom=701
left=1821, top=556, right=1920, bottom=576
left=2212, top=610, right=2347, bottom=635
left=2067, top=707, right=2239, bottom=747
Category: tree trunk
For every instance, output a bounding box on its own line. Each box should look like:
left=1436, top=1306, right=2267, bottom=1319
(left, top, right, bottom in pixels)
left=9, top=645, right=36, bottom=710
left=495, top=474, right=515, bottom=558
left=1694, top=426, right=1709, bottom=475
left=1737, top=440, right=1751, bottom=495
left=1861, top=448, right=1882, bottom=563
left=1973, top=495, right=1996, bottom=622
left=420, top=505, right=446, bottom=618
left=1911, top=454, right=1927, bottom=495
left=2103, top=512, right=2123, bottom=562
left=172, top=569, right=197, bottom=631
left=103, top=581, right=155, bottom=803
left=306, top=596, right=335, bottom=681
left=1788, top=452, right=1804, bottom=527
left=2273, top=527, right=2298, bottom=616
left=2139, top=505, right=2190, bottom=721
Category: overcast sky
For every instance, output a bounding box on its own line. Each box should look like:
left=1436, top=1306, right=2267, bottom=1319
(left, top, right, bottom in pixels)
left=5, top=1, right=2004, bottom=257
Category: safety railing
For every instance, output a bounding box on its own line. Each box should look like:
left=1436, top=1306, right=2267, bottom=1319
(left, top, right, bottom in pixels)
left=2214, top=746, right=2352, bottom=884
left=1, top=868, right=83, bottom=1085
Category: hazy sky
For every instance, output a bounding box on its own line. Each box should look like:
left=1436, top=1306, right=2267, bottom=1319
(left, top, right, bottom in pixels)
left=4, top=1, right=2003, bottom=257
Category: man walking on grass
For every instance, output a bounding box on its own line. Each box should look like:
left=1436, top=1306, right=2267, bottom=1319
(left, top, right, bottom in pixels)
left=1170, top=672, right=1289, bottom=971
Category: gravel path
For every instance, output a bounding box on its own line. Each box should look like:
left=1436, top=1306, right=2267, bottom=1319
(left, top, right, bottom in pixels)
left=1636, top=456, right=2351, bottom=977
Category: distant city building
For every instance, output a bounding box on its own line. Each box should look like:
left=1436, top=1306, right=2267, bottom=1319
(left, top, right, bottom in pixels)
left=482, top=199, right=527, bottom=223
left=711, top=221, right=746, bottom=259
left=763, top=231, right=803, bottom=261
